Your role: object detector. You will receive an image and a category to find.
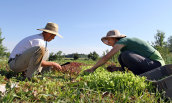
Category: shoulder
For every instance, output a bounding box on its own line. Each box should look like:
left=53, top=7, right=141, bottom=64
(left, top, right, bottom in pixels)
left=116, top=37, right=129, bottom=44
left=29, top=34, right=44, bottom=41
left=119, top=37, right=145, bottom=43
left=28, top=34, right=45, bottom=46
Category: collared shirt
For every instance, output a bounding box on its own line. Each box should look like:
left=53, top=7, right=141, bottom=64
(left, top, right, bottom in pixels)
left=9, top=34, right=45, bottom=58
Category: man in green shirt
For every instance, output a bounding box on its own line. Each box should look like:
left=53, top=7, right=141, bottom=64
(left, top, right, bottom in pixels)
left=85, top=30, right=165, bottom=75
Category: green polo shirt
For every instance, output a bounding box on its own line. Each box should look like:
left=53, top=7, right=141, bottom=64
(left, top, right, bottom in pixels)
left=116, top=37, right=165, bottom=66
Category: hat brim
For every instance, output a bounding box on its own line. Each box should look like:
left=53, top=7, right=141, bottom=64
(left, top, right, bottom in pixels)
left=101, top=35, right=126, bottom=46
left=37, top=29, right=63, bottom=38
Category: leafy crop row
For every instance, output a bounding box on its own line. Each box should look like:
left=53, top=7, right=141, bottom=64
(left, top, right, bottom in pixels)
left=0, top=60, right=171, bottom=102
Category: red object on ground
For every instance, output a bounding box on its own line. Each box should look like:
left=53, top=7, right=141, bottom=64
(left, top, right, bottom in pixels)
left=60, top=62, right=84, bottom=75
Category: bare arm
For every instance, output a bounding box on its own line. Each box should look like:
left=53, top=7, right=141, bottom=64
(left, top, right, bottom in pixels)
left=41, top=60, right=53, bottom=67
left=85, top=44, right=125, bottom=73
left=41, top=60, right=62, bottom=70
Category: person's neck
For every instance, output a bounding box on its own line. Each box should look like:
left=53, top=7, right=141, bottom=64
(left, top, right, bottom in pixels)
left=42, top=33, right=46, bottom=41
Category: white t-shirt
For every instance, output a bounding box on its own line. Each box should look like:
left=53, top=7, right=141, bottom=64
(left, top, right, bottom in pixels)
left=9, top=34, right=45, bottom=58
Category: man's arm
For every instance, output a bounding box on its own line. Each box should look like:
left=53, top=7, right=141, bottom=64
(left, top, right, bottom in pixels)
left=85, top=44, right=125, bottom=73
left=41, top=60, right=62, bottom=70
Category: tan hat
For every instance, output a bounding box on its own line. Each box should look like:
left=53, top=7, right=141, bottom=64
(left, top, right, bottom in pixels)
left=101, top=30, right=126, bottom=45
left=37, top=22, right=63, bottom=38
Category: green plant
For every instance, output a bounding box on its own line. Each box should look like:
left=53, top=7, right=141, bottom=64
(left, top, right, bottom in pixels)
left=0, top=59, right=171, bottom=102
left=0, top=29, right=8, bottom=57
left=88, top=51, right=99, bottom=61
left=73, top=53, right=79, bottom=60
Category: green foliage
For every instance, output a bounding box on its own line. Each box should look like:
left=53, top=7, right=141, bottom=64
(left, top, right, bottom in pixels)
left=164, top=53, right=172, bottom=64
left=65, top=53, right=88, bottom=59
left=77, top=66, right=168, bottom=102
left=151, top=30, right=172, bottom=64
left=103, top=49, right=120, bottom=64
left=49, top=52, right=57, bottom=61
left=0, top=29, right=7, bottom=57
left=167, top=36, right=172, bottom=52
left=73, top=53, right=79, bottom=60
left=153, top=30, right=167, bottom=47
left=81, top=68, right=149, bottom=94
left=56, top=51, right=64, bottom=60
left=0, top=60, right=170, bottom=102
left=154, top=46, right=170, bottom=63
left=49, top=52, right=88, bottom=61
left=88, top=51, right=99, bottom=61
left=49, top=51, right=64, bottom=61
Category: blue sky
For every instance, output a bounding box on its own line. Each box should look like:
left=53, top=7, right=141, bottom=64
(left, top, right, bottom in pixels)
left=0, top=0, right=172, bottom=55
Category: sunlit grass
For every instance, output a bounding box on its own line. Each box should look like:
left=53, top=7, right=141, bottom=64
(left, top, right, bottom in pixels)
left=0, top=58, right=171, bottom=102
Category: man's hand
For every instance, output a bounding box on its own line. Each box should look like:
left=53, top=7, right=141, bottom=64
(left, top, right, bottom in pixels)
left=52, top=62, right=62, bottom=71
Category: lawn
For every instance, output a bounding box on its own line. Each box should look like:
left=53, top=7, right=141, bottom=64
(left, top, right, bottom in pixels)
left=0, top=58, right=171, bottom=103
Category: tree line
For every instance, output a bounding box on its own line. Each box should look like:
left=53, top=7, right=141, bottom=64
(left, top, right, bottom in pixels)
left=49, top=51, right=99, bottom=61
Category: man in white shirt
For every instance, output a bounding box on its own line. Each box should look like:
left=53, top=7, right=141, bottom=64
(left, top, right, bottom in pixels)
left=8, top=22, right=63, bottom=79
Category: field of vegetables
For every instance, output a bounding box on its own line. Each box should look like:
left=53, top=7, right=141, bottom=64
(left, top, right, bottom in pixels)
left=0, top=58, right=171, bottom=103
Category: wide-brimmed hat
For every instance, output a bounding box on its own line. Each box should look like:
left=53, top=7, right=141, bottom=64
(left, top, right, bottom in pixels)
left=101, top=30, right=126, bottom=45
left=37, top=22, right=63, bottom=38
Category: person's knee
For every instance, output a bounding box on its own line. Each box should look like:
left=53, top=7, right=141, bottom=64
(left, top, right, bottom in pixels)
left=34, top=46, right=46, bottom=56
left=120, top=51, right=132, bottom=61
left=39, top=46, right=45, bottom=55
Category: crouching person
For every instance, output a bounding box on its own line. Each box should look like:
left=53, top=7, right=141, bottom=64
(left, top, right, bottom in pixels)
left=84, top=30, right=165, bottom=75
left=8, top=22, right=63, bottom=79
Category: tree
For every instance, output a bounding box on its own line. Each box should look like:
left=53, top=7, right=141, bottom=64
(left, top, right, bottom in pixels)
left=88, top=51, right=99, bottom=61
left=167, top=36, right=172, bottom=52
left=73, top=53, right=79, bottom=60
left=92, top=51, right=99, bottom=61
left=56, top=51, right=63, bottom=60
left=88, top=52, right=92, bottom=60
left=0, top=29, right=7, bottom=57
left=153, top=30, right=167, bottom=47
left=49, top=52, right=57, bottom=61
left=49, top=51, right=64, bottom=61
left=151, top=30, right=169, bottom=62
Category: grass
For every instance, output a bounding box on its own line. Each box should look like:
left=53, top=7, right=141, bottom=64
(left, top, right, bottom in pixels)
left=0, top=58, right=171, bottom=103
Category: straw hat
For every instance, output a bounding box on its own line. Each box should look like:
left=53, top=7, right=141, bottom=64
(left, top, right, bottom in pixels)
left=37, top=22, right=63, bottom=38
left=101, top=30, right=126, bottom=45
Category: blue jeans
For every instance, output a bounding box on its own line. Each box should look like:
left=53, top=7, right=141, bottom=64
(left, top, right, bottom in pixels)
left=118, top=51, right=161, bottom=75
